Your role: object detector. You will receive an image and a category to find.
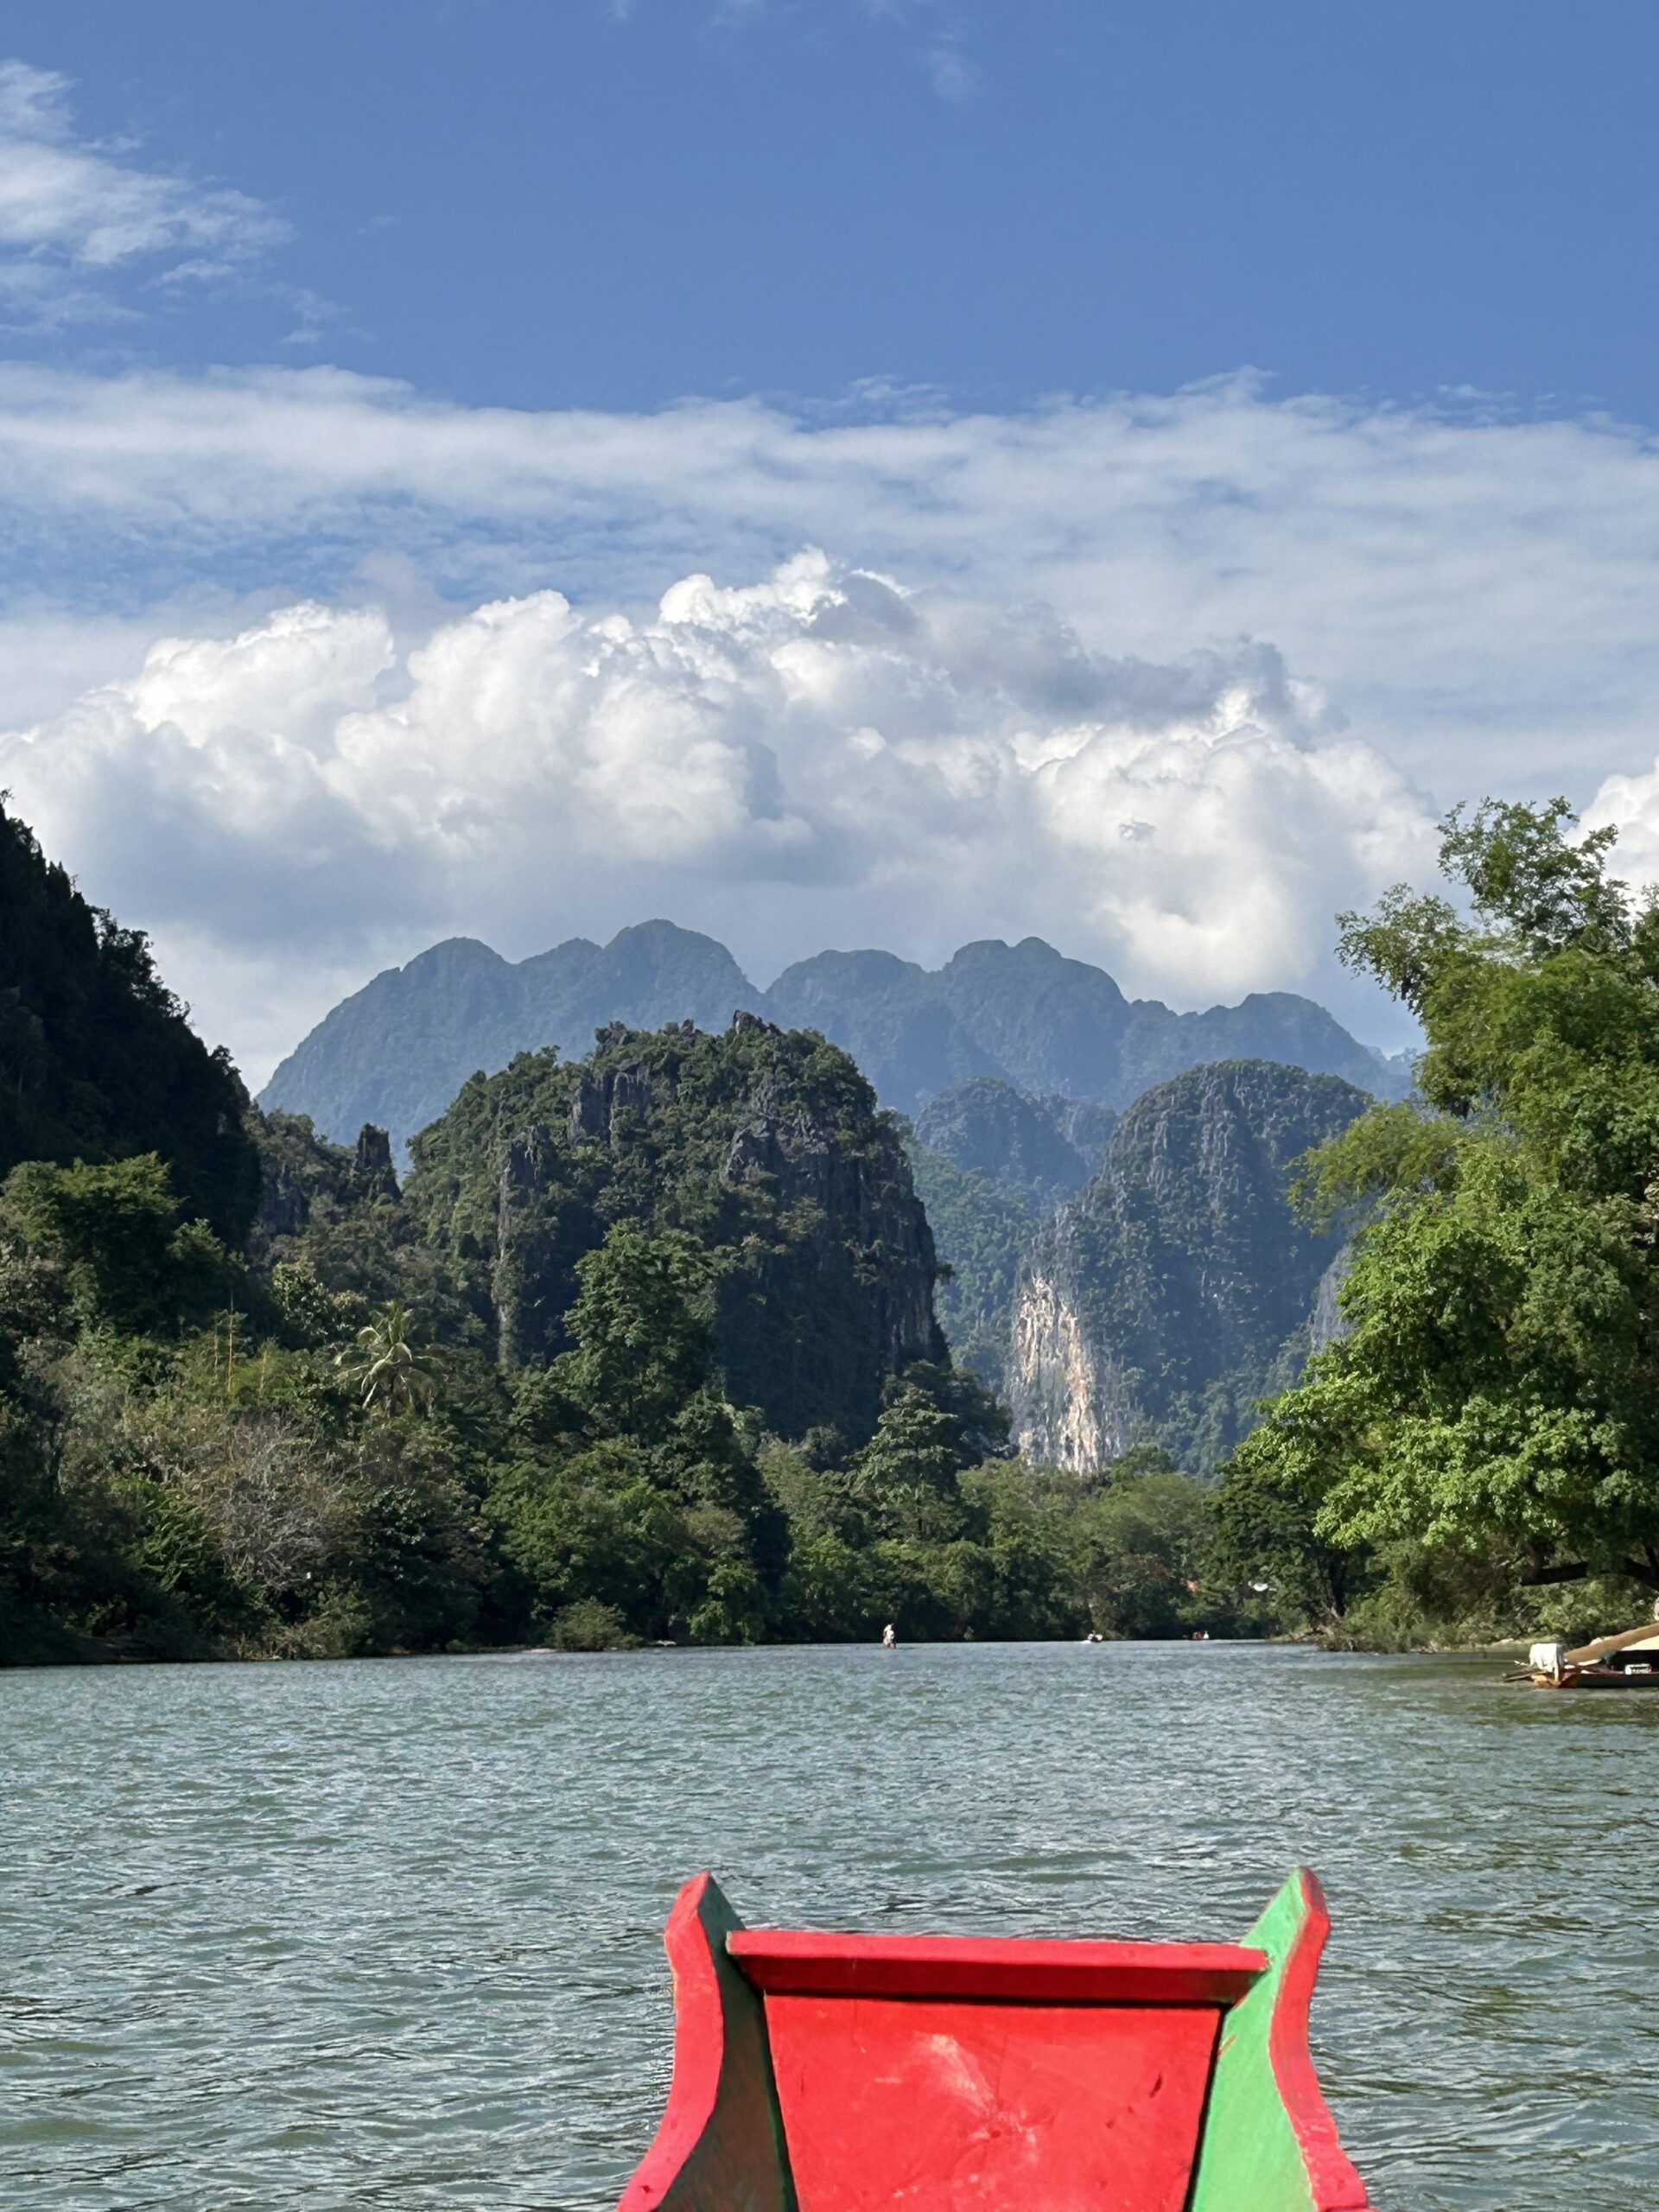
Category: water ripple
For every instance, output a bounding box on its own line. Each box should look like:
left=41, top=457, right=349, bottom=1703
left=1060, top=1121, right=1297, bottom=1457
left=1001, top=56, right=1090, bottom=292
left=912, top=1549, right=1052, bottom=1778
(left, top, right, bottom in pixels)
left=3, top=1643, right=1656, bottom=2209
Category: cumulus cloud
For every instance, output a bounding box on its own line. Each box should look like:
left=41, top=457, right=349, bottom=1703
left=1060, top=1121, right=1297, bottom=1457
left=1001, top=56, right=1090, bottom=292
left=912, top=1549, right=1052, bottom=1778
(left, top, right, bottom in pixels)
left=2, top=365, right=1659, bottom=804
left=0, top=60, right=289, bottom=327
left=1584, top=761, right=1659, bottom=896
left=0, top=552, right=1435, bottom=1083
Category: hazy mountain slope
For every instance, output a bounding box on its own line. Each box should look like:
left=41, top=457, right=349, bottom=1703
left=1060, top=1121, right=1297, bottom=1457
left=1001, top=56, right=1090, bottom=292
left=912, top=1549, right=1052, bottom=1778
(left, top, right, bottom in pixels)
left=1008, top=1059, right=1369, bottom=1476
left=263, top=921, right=766, bottom=1151
left=766, top=949, right=1004, bottom=1106
left=515, top=920, right=761, bottom=1046
left=912, top=1077, right=1105, bottom=1208
left=1113, top=987, right=1402, bottom=1105
left=933, top=938, right=1134, bottom=1097
left=772, top=935, right=1406, bottom=1113
left=262, top=938, right=526, bottom=1149
left=906, top=1141, right=1033, bottom=1397
left=1044, top=1096, right=1119, bottom=1177
left=263, top=920, right=1410, bottom=1154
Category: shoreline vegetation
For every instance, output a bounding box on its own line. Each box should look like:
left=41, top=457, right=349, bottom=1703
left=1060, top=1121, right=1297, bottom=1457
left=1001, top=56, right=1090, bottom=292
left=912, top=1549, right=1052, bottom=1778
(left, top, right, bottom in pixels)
left=8, top=1624, right=1561, bottom=1669
left=5, top=795, right=1658, bottom=1668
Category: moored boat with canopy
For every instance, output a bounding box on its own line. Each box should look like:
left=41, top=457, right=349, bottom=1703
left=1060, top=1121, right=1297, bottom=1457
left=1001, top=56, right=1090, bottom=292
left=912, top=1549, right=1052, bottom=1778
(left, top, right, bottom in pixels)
left=1522, top=1611, right=1659, bottom=1687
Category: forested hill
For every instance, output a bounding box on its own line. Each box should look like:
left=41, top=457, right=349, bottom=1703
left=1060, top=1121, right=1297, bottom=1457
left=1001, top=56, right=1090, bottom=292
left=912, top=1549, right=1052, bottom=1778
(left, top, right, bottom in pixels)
left=6, top=791, right=1644, bottom=1662
left=14, top=794, right=1112, bottom=1663
left=404, top=1014, right=942, bottom=1446
left=1007, top=1060, right=1370, bottom=1475
left=0, top=801, right=257, bottom=1241
left=262, top=920, right=1409, bottom=1151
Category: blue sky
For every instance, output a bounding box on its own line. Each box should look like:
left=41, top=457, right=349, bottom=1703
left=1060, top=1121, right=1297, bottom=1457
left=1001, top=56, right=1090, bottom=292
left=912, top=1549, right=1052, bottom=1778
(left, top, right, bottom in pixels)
left=9, top=0, right=1659, bottom=416
left=3, top=2, right=1659, bottom=1077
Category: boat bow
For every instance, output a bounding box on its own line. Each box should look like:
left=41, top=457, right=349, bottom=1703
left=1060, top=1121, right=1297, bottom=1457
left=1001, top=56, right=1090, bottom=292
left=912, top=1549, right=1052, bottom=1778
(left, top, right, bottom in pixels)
left=620, top=1868, right=1369, bottom=2212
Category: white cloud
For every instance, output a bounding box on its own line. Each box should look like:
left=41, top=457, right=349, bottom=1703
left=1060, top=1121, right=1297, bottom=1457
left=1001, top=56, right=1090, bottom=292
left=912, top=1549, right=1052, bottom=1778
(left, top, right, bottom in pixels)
left=2, top=365, right=1658, bottom=809
left=1584, top=763, right=1659, bottom=898
left=7, top=359, right=1659, bottom=1077
left=925, top=41, right=978, bottom=99
left=0, top=60, right=289, bottom=327
left=0, top=552, right=1435, bottom=1084
left=620, top=0, right=978, bottom=94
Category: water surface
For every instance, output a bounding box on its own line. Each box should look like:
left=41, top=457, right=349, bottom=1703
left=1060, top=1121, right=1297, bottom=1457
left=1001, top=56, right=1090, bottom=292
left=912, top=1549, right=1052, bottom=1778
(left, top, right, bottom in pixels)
left=4, top=1642, right=1656, bottom=2210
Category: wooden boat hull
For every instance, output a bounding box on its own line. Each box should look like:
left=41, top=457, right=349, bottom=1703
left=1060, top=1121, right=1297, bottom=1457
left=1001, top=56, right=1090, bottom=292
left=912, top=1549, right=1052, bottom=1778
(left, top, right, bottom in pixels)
left=619, top=1868, right=1370, bottom=2212
left=1527, top=1665, right=1659, bottom=1688
left=1523, top=1621, right=1659, bottom=1685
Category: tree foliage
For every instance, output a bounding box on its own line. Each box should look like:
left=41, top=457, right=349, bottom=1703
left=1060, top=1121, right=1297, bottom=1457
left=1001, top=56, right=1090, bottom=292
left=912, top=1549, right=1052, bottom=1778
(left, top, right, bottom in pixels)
left=0, top=798, right=257, bottom=1241
left=337, top=1301, right=443, bottom=1417
left=1223, top=797, right=1659, bottom=1619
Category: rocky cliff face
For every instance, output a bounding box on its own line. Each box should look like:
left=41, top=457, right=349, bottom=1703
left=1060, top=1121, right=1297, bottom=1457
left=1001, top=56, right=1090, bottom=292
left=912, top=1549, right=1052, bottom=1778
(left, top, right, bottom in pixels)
left=1007, top=1060, right=1370, bottom=1474
left=1009, top=1260, right=1120, bottom=1469
left=249, top=1111, right=405, bottom=1273
left=912, top=1077, right=1108, bottom=1206
left=723, top=1066, right=938, bottom=1383
left=404, top=1014, right=941, bottom=1447
left=904, top=1078, right=1118, bottom=1399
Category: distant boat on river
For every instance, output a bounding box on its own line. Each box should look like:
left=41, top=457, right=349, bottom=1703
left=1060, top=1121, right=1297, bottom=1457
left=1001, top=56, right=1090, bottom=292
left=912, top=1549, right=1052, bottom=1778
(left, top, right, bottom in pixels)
left=618, top=1866, right=1370, bottom=2212
left=1520, top=1611, right=1659, bottom=1688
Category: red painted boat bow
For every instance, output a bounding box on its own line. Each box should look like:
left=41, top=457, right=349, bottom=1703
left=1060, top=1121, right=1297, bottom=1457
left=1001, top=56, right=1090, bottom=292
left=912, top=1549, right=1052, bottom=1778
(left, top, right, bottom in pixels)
left=620, top=1868, right=1370, bottom=2212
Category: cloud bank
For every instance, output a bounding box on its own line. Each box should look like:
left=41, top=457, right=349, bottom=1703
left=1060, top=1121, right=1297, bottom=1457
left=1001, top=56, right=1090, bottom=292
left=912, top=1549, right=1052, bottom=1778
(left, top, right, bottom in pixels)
left=2, top=76, right=1656, bottom=1084
left=1, top=552, right=1438, bottom=1083
left=3, top=365, right=1659, bottom=810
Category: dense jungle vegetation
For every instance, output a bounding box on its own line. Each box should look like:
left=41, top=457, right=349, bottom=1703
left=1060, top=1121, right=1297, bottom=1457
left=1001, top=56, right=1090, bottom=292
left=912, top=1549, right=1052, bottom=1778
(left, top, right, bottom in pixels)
left=0, top=801, right=1233, bottom=1662
left=4, top=794, right=1656, bottom=1664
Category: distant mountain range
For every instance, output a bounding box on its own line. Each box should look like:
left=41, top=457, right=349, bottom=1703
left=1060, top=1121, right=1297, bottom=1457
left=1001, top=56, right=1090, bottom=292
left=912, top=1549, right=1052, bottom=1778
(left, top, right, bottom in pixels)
left=261, top=920, right=1412, bottom=1151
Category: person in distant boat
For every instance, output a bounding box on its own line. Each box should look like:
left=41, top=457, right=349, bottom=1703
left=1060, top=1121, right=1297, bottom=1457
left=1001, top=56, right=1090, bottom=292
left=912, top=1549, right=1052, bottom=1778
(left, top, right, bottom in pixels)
left=881, top=1622, right=897, bottom=1649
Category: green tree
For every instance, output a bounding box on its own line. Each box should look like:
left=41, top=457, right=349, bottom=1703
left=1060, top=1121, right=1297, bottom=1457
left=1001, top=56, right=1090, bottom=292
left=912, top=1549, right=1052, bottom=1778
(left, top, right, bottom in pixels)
left=1209, top=1435, right=1369, bottom=1628
left=0, top=800, right=258, bottom=1243
left=1, top=1154, right=236, bottom=1337
left=557, top=1224, right=715, bottom=1441
left=490, top=1438, right=690, bottom=1638
left=848, top=1384, right=963, bottom=1540
left=337, top=1300, right=443, bottom=1417
left=342, top=1420, right=493, bottom=1650
left=1224, top=797, right=1659, bottom=1608
left=1071, top=1471, right=1216, bottom=1637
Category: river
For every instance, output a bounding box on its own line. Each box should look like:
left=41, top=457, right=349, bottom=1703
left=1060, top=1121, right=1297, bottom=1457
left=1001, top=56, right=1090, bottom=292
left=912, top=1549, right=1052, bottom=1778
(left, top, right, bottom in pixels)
left=3, top=1641, right=1656, bottom=2210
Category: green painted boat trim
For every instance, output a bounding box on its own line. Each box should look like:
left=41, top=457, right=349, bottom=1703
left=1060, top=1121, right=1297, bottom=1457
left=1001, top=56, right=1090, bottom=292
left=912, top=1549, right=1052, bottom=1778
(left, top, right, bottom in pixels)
left=1190, top=1869, right=1370, bottom=2212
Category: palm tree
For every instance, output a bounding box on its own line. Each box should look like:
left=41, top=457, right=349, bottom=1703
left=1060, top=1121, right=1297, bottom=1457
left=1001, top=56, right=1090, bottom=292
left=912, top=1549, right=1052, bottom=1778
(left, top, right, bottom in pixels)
left=336, top=1300, right=442, bottom=1417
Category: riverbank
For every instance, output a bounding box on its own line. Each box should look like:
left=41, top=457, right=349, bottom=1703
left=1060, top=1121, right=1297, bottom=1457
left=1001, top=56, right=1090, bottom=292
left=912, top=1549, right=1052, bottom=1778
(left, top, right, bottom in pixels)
left=0, top=1618, right=1584, bottom=1669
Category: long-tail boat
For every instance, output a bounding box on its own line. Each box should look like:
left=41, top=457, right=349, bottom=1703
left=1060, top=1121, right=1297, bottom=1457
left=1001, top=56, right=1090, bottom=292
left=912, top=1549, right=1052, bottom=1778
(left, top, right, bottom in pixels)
left=1521, top=1618, right=1659, bottom=1688
left=619, top=1867, right=1370, bottom=2212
